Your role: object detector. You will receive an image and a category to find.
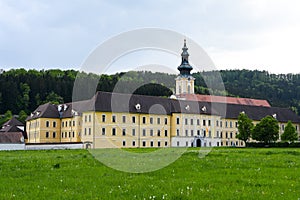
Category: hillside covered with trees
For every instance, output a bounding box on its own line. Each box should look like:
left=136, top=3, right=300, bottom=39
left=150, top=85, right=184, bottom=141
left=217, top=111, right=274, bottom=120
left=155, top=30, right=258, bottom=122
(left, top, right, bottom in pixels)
left=1, top=68, right=300, bottom=124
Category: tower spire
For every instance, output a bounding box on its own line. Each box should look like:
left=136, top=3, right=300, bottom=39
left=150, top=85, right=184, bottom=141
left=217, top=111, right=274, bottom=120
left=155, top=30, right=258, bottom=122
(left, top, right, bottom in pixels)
left=178, top=39, right=193, bottom=76
left=175, top=39, right=195, bottom=96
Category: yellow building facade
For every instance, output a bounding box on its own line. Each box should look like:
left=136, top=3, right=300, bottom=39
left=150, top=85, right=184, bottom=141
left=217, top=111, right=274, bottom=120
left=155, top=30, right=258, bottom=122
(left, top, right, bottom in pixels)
left=26, top=40, right=300, bottom=148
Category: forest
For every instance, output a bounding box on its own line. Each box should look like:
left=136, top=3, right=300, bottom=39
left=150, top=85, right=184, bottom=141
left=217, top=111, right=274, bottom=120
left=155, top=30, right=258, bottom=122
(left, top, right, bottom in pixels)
left=0, top=68, right=300, bottom=124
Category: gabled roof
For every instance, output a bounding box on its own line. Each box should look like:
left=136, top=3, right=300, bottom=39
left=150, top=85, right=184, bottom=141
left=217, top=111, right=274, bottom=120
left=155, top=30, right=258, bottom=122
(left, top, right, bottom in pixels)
left=179, top=94, right=271, bottom=107
left=0, top=125, right=22, bottom=133
left=93, top=91, right=173, bottom=115
left=0, top=117, right=27, bottom=141
left=26, top=103, right=60, bottom=120
left=27, top=91, right=300, bottom=124
left=3, top=117, right=23, bottom=127
left=213, top=103, right=300, bottom=123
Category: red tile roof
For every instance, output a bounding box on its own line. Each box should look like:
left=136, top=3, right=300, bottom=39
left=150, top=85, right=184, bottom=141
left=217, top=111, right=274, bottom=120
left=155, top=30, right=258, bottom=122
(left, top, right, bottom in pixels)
left=178, top=94, right=271, bottom=107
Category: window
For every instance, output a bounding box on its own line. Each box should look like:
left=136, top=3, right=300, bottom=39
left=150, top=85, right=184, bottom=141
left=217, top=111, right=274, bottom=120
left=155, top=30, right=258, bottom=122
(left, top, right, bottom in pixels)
left=191, top=130, right=194, bottom=137
left=282, top=124, right=285, bottom=130
left=208, top=120, right=211, bottom=126
left=220, top=132, right=223, bottom=138
left=122, top=128, right=126, bottom=136
left=185, top=130, right=188, bottom=136
left=62, top=132, right=64, bottom=138
left=89, top=115, right=91, bottom=122
left=88, top=128, right=91, bottom=135
left=84, top=128, right=87, bottom=135
left=220, top=121, right=223, bottom=127
left=46, top=132, right=49, bottom=138
left=185, top=118, right=188, bottom=125
left=85, top=115, right=87, bottom=122
left=157, top=130, right=161, bottom=137
left=165, top=141, right=168, bottom=146
left=197, top=130, right=200, bottom=136
left=150, top=141, right=154, bottom=147
left=150, top=129, right=154, bottom=136
left=46, top=121, right=50, bottom=127
left=112, top=115, right=116, bottom=123
left=164, top=130, right=168, bottom=137
left=142, top=117, right=146, bottom=124
left=191, top=119, right=193, bottom=125
left=112, top=128, right=116, bottom=136
left=226, top=132, right=228, bottom=138
left=203, top=120, right=206, bottom=126
left=216, top=131, right=219, bottom=138
left=225, top=121, right=228, bottom=128
left=235, top=122, right=238, bottom=128
left=65, top=132, right=67, bottom=138
left=132, top=129, right=136, bottom=136
left=150, top=117, right=153, bottom=124
left=176, top=117, right=180, bottom=125
left=197, top=119, right=200, bottom=125
left=73, top=121, right=75, bottom=126
left=132, top=141, right=136, bottom=147
left=203, top=130, right=206, bottom=137
left=186, top=141, right=188, bottom=147
left=177, top=141, right=180, bottom=147
left=241, top=141, right=244, bottom=146
left=236, top=141, right=238, bottom=146
left=122, top=116, right=126, bottom=123
left=230, top=132, right=233, bottom=138
left=296, top=126, right=298, bottom=131
left=208, top=131, right=211, bottom=138
left=132, top=116, right=136, bottom=123
left=102, top=114, right=106, bottom=122
left=62, top=122, right=64, bottom=127
left=158, top=141, right=161, bottom=147
left=142, top=129, right=146, bottom=136
left=72, top=132, right=75, bottom=138
left=65, top=121, right=68, bottom=127
left=216, top=120, right=219, bottom=127
left=69, top=121, right=72, bottom=127
left=53, top=121, right=56, bottom=127
left=230, top=121, right=232, bottom=128
left=122, top=141, right=126, bottom=147
left=69, top=132, right=71, bottom=137
left=102, top=128, right=106, bottom=135
left=142, top=141, right=146, bottom=147
left=176, top=129, right=179, bottom=136
left=157, top=118, right=161, bottom=124
left=164, top=118, right=168, bottom=125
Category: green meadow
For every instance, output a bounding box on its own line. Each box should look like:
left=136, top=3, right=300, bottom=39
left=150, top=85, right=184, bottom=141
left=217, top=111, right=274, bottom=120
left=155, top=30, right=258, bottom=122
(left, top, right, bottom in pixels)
left=0, top=148, right=299, bottom=199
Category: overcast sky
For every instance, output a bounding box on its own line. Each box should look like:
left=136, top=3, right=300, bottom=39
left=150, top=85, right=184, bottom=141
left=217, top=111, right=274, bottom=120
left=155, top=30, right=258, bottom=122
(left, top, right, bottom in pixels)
left=1, top=0, right=300, bottom=74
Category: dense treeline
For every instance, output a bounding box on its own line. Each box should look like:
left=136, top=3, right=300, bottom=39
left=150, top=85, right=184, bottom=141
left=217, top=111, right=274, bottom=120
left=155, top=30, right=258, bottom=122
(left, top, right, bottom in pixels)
left=1, top=68, right=300, bottom=120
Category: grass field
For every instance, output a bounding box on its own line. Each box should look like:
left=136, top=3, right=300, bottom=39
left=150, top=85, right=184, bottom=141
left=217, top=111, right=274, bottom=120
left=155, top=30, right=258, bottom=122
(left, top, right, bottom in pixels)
left=0, top=148, right=300, bottom=199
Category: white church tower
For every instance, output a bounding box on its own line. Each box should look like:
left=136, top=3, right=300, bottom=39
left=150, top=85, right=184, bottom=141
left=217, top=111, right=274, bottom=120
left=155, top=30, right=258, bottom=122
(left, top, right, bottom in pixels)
left=175, top=39, right=195, bottom=96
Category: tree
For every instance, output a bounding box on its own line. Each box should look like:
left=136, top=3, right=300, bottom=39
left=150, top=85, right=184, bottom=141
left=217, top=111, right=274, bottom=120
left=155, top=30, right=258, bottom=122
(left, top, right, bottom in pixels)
left=17, top=83, right=30, bottom=112
left=0, top=110, right=13, bottom=127
left=252, top=116, right=279, bottom=143
left=236, top=112, right=254, bottom=145
left=18, top=110, right=28, bottom=124
left=281, top=121, right=298, bottom=142
left=44, top=91, right=64, bottom=105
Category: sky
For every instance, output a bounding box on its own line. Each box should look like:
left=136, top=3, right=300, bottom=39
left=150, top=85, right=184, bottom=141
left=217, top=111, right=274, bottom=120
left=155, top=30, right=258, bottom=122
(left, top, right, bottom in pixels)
left=1, top=0, right=300, bottom=74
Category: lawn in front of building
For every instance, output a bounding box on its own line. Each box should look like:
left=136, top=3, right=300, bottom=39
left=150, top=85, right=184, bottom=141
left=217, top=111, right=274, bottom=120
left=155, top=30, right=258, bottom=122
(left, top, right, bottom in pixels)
left=0, top=147, right=299, bottom=199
